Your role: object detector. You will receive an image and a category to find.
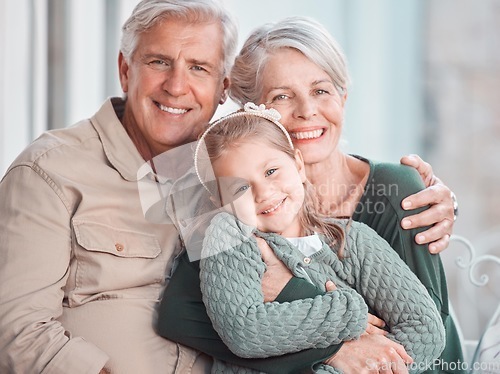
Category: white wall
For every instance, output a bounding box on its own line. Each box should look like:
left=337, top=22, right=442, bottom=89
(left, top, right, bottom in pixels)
left=0, top=0, right=38, bottom=175
left=0, top=0, right=423, bottom=175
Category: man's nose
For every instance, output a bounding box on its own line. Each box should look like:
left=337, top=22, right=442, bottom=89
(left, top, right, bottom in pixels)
left=162, top=66, right=189, bottom=97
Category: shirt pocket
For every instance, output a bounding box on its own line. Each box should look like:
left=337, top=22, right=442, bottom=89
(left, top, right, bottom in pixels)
left=70, top=220, right=165, bottom=304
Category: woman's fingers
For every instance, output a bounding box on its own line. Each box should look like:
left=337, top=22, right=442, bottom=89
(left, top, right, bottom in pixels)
left=400, top=182, right=455, bottom=253
left=400, top=154, right=434, bottom=187
left=366, top=313, right=387, bottom=335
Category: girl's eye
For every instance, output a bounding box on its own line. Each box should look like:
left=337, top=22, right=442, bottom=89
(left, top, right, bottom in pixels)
left=235, top=185, right=249, bottom=195
left=265, top=168, right=277, bottom=177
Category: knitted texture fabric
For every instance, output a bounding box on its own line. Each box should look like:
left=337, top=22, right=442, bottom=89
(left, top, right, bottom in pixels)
left=200, top=213, right=445, bottom=374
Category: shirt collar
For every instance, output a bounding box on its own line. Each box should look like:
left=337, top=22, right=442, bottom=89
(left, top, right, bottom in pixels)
left=287, top=234, right=323, bottom=256
left=90, top=97, right=146, bottom=182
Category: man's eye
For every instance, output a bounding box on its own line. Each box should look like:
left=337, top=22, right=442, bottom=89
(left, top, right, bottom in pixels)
left=150, top=60, right=167, bottom=66
left=192, top=65, right=208, bottom=72
left=265, top=168, right=277, bottom=177
left=147, top=60, right=170, bottom=70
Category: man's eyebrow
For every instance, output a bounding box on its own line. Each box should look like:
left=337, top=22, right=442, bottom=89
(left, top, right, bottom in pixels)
left=141, top=53, right=170, bottom=61
left=140, top=54, right=217, bottom=69
left=189, top=58, right=217, bottom=70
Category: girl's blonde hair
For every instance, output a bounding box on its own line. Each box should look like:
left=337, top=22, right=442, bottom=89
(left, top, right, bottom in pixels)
left=197, top=114, right=347, bottom=257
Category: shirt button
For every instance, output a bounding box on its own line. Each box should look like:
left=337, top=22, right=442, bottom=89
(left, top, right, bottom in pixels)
left=115, top=243, right=124, bottom=252
left=303, top=257, right=311, bottom=264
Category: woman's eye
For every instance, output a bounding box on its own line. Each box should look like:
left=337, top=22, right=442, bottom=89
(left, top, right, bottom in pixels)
left=315, top=89, right=329, bottom=95
left=272, top=94, right=289, bottom=102
left=265, top=168, right=277, bottom=177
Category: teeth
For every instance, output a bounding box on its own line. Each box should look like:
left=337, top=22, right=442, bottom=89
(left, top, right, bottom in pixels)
left=262, top=199, right=284, bottom=214
left=291, top=129, right=323, bottom=140
left=157, top=103, right=188, bottom=114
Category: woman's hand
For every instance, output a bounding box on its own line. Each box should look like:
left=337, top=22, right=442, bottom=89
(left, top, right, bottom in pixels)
left=324, top=333, right=412, bottom=373
left=366, top=314, right=387, bottom=335
left=325, top=281, right=386, bottom=335
left=256, top=237, right=292, bottom=302
left=400, top=154, right=456, bottom=254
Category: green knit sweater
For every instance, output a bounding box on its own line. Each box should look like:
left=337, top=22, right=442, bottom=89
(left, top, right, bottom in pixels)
left=200, top=212, right=445, bottom=374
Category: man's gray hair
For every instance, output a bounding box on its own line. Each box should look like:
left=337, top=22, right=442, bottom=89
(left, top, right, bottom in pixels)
left=120, top=0, right=238, bottom=75
left=229, top=16, right=350, bottom=106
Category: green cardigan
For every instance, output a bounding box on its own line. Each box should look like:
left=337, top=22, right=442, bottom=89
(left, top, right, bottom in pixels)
left=200, top=213, right=445, bottom=374
left=158, top=159, right=464, bottom=373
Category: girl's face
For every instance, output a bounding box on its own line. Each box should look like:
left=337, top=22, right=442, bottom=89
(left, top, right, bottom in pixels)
left=258, top=48, right=347, bottom=165
left=212, top=140, right=307, bottom=237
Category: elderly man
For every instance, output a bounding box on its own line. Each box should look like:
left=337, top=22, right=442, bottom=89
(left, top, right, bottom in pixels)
left=0, top=0, right=456, bottom=373
left=0, top=1, right=234, bottom=373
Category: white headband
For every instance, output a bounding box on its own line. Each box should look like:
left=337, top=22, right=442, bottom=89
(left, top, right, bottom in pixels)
left=194, top=102, right=294, bottom=192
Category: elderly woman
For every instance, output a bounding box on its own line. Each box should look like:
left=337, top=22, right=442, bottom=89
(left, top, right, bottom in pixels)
left=159, top=16, right=463, bottom=374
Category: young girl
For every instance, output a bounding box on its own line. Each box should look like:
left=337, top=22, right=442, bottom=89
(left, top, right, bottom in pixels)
left=189, top=103, right=445, bottom=374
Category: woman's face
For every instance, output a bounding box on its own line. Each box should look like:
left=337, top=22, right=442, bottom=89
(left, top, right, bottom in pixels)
left=258, top=48, right=347, bottom=165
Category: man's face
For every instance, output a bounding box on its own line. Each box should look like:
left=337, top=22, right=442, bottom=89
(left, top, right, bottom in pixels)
left=119, top=17, right=228, bottom=156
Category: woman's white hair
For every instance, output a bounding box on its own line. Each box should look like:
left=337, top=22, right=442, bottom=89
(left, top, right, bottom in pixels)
left=120, top=0, right=238, bottom=75
left=229, top=16, right=350, bottom=106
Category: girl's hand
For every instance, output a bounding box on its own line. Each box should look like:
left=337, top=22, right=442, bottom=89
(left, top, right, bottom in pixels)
left=326, top=281, right=387, bottom=335
left=325, top=280, right=337, bottom=292
left=325, top=280, right=387, bottom=335
left=400, top=154, right=455, bottom=254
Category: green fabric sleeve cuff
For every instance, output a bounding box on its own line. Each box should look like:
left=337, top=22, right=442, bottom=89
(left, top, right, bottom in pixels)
left=276, top=277, right=324, bottom=302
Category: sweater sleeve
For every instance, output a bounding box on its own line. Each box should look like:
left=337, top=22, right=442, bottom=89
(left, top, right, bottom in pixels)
left=344, top=221, right=446, bottom=371
left=199, top=212, right=368, bottom=359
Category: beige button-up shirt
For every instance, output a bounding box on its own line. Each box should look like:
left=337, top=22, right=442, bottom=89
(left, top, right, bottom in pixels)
left=0, top=98, right=207, bottom=373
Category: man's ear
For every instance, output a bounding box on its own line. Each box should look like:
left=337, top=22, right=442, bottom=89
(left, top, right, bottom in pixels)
left=294, top=149, right=307, bottom=183
left=118, top=52, right=130, bottom=93
left=220, top=77, right=230, bottom=104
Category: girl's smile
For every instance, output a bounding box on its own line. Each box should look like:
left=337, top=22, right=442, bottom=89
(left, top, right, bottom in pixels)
left=212, top=141, right=306, bottom=237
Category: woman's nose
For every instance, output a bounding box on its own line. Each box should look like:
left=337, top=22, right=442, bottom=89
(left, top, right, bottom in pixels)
left=293, top=96, right=317, bottom=120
